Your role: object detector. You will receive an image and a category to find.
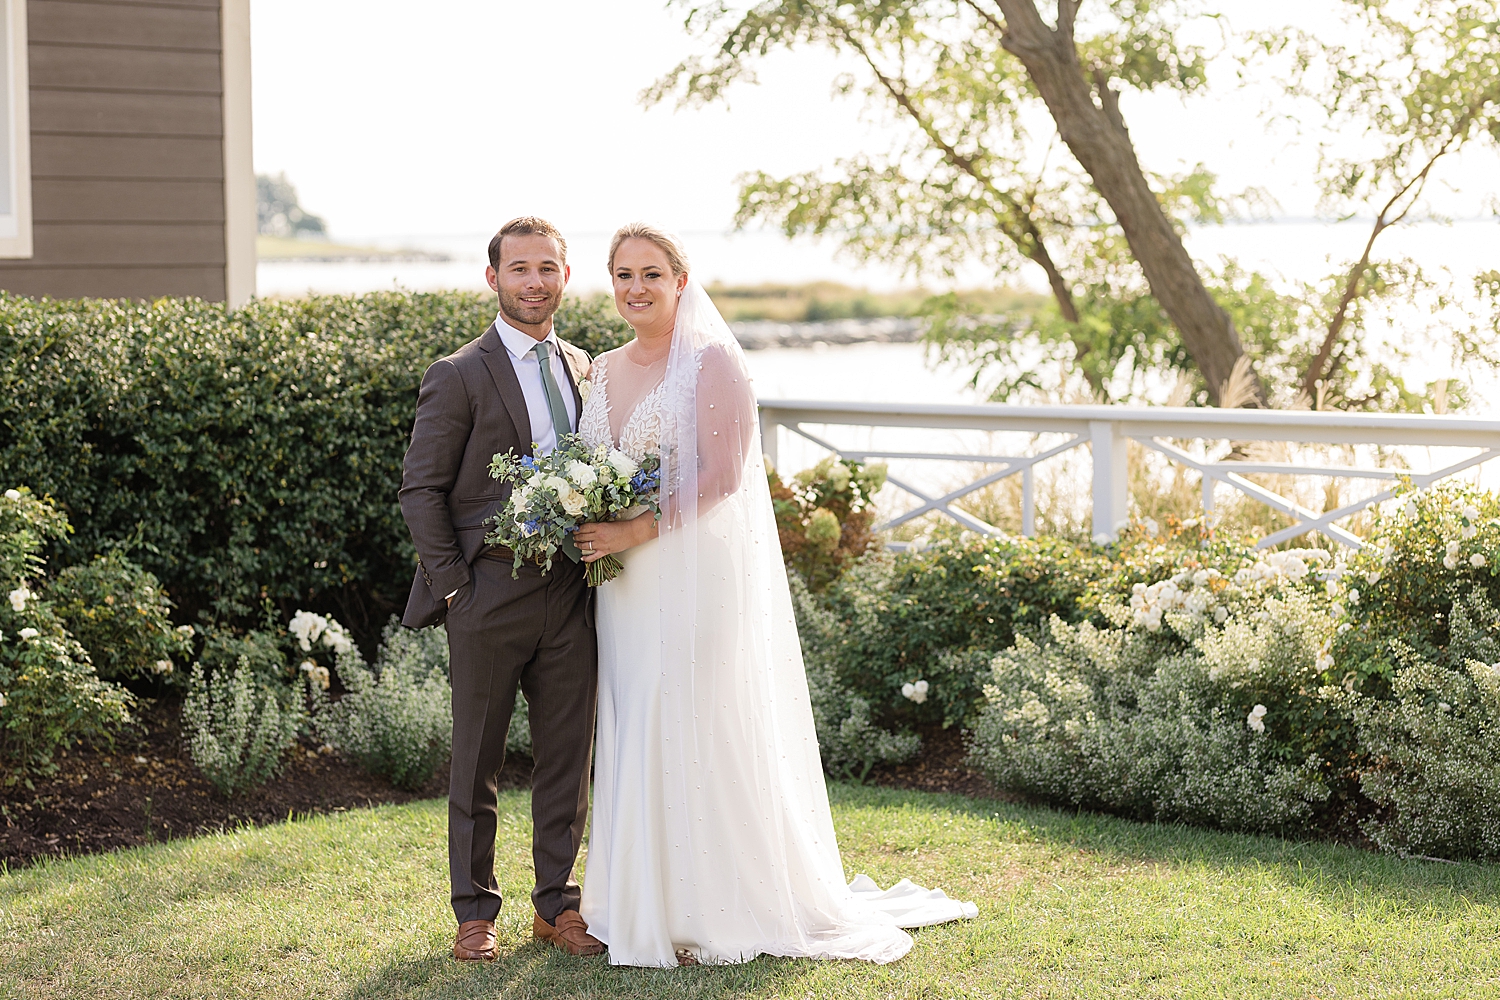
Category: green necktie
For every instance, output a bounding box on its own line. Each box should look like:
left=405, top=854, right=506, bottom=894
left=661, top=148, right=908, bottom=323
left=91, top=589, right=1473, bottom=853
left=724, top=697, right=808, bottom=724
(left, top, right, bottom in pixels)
left=532, top=340, right=573, bottom=448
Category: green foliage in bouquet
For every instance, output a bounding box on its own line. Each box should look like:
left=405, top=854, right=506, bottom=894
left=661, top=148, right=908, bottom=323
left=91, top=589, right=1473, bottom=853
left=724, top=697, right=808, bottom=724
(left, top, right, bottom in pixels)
left=0, top=488, right=134, bottom=783
left=48, top=551, right=194, bottom=682
left=0, top=290, right=629, bottom=645
left=769, top=456, right=886, bottom=592
left=486, top=434, right=661, bottom=586
left=181, top=656, right=300, bottom=797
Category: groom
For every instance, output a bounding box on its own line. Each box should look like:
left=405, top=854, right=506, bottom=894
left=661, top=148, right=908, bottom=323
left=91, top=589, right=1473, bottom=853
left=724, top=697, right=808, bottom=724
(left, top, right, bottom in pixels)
left=399, top=216, right=603, bottom=961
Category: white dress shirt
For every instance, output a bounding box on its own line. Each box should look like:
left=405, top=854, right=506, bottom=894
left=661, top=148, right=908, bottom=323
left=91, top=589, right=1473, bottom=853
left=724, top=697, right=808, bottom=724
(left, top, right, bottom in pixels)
left=494, top=313, right=579, bottom=455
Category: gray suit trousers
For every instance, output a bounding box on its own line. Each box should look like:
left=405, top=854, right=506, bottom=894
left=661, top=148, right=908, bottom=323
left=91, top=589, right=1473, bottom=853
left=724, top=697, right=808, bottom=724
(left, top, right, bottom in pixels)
left=445, top=552, right=597, bottom=924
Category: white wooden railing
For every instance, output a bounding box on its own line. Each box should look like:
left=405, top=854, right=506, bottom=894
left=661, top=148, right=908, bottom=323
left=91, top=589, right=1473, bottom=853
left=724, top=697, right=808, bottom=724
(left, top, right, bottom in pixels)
left=758, top=400, right=1500, bottom=549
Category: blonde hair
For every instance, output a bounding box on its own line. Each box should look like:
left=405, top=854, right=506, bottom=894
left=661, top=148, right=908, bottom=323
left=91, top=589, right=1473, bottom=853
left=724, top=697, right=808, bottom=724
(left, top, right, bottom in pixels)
left=607, top=223, right=690, bottom=276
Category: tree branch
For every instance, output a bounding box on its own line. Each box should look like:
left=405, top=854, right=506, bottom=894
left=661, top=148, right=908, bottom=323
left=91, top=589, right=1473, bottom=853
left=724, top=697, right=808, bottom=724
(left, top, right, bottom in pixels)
left=1057, top=0, right=1080, bottom=42
left=1300, top=122, right=1468, bottom=399
left=836, top=23, right=1083, bottom=330
left=1090, top=67, right=1127, bottom=136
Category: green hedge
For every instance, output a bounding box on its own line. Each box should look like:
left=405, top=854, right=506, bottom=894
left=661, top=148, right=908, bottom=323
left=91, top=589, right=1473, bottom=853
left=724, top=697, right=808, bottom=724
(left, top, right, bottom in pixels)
left=0, top=291, right=630, bottom=643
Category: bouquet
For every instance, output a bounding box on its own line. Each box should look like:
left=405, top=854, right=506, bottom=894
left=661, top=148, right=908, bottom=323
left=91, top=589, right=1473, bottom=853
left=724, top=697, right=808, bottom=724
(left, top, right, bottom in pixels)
left=485, top=432, right=661, bottom=586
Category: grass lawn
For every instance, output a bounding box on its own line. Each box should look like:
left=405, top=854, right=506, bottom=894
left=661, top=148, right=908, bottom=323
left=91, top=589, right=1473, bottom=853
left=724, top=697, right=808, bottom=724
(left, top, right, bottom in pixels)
left=2, top=784, right=1498, bottom=999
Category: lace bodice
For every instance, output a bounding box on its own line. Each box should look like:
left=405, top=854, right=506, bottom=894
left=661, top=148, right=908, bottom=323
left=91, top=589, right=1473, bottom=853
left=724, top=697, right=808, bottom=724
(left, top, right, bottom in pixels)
left=579, top=353, right=667, bottom=461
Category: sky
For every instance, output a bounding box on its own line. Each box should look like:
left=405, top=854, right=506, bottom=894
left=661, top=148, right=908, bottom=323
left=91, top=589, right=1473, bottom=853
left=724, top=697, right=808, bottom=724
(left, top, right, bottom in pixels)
left=249, top=1, right=1500, bottom=289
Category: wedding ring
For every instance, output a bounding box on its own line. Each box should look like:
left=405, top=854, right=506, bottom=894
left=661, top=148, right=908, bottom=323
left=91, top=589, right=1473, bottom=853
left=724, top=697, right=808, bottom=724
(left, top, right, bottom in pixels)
left=585, top=541, right=594, bottom=553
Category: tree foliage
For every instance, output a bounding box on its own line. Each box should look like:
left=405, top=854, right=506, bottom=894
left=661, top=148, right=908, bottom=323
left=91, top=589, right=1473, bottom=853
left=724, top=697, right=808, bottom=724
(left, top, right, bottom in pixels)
left=654, top=0, right=1500, bottom=411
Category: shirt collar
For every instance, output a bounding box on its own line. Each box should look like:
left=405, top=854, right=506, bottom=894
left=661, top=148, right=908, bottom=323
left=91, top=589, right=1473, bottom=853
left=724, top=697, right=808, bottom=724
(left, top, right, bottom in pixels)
left=494, top=313, right=559, bottom=361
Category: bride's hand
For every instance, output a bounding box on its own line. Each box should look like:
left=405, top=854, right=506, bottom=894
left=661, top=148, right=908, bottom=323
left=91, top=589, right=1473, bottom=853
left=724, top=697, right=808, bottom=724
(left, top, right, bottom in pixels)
left=574, top=516, right=657, bottom=562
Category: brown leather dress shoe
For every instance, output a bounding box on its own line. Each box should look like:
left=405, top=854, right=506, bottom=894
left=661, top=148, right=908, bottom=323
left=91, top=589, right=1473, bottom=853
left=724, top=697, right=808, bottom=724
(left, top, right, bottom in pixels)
left=453, top=919, right=498, bottom=961
left=533, top=910, right=605, bottom=957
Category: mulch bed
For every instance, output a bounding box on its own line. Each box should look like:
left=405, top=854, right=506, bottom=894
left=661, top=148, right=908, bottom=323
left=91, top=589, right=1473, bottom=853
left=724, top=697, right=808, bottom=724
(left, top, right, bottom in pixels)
left=865, top=724, right=1010, bottom=801
left=2, top=705, right=992, bottom=871
left=0, top=701, right=530, bottom=870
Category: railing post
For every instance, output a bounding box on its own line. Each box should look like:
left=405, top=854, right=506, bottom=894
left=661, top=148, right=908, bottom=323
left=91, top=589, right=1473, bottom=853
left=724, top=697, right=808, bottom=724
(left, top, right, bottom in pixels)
left=1021, top=465, right=1036, bottom=536
left=1090, top=421, right=1128, bottom=542
left=760, top=409, right=780, bottom=470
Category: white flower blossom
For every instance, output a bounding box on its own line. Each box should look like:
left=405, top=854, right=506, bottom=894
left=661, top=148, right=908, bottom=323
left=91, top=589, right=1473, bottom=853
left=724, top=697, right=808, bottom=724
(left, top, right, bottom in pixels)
left=1348, top=589, right=1360, bottom=605
left=1247, top=704, right=1267, bottom=733
left=289, top=609, right=326, bottom=651
left=901, top=679, right=930, bottom=704
left=19, top=627, right=39, bottom=640
left=151, top=659, right=174, bottom=675
left=560, top=490, right=589, bottom=517
left=1213, top=605, right=1228, bottom=624
left=1444, top=555, right=1460, bottom=570
left=1331, top=602, right=1347, bottom=619
left=3, top=489, right=19, bottom=501
left=300, top=659, right=331, bottom=690
left=578, top=379, right=593, bottom=403
left=8, top=587, right=29, bottom=613
left=1464, top=505, right=1480, bottom=522
left=1446, top=540, right=1463, bottom=558
left=1464, top=524, right=1479, bottom=539
left=607, top=449, right=638, bottom=478
left=565, top=460, right=597, bottom=488
left=1473, top=554, right=1488, bottom=569
left=176, top=624, right=195, bottom=637
left=1365, top=571, right=1382, bottom=585
left=1404, top=500, right=1419, bottom=519
left=1144, top=518, right=1160, bottom=537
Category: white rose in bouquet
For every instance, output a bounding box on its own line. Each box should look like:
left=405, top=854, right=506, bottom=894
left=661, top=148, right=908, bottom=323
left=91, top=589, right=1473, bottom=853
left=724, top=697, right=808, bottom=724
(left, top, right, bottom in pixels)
left=607, top=449, right=638, bottom=478
left=560, top=491, right=589, bottom=517
left=566, top=460, right=597, bottom=488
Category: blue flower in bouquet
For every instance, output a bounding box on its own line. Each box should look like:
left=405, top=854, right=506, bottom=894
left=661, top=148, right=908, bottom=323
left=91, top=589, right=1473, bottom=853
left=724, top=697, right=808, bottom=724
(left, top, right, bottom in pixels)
left=486, top=433, right=662, bottom=585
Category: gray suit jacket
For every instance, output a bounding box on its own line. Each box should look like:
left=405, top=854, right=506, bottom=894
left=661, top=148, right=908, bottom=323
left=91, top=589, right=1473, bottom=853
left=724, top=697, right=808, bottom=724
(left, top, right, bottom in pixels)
left=399, top=322, right=590, bottom=625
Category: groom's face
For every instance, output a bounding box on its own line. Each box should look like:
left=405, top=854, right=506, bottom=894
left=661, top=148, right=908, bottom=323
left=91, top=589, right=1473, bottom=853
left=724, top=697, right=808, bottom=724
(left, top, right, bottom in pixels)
left=488, top=234, right=570, bottom=334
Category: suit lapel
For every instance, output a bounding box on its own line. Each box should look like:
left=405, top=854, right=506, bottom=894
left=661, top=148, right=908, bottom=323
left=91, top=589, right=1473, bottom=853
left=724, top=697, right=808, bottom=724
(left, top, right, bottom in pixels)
left=478, top=324, right=535, bottom=449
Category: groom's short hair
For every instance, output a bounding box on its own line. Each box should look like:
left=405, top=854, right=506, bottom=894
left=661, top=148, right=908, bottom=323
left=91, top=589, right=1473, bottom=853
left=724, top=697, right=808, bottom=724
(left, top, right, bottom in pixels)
left=489, top=217, right=568, bottom=269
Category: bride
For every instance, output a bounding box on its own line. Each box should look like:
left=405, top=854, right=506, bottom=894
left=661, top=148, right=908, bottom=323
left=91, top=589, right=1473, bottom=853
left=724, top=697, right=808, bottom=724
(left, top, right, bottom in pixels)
left=571, top=224, right=976, bottom=967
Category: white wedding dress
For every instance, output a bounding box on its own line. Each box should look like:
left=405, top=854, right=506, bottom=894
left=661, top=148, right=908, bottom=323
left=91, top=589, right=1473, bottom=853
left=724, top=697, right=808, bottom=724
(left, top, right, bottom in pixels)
left=577, top=281, right=976, bottom=967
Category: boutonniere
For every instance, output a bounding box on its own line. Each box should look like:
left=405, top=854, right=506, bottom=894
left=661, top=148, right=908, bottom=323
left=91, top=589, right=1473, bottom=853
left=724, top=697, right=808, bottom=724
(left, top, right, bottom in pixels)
left=578, top=379, right=593, bottom=403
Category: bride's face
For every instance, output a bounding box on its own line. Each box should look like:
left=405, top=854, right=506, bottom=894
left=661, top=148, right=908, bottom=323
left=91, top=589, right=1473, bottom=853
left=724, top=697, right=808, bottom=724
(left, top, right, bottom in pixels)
left=612, top=238, right=687, bottom=335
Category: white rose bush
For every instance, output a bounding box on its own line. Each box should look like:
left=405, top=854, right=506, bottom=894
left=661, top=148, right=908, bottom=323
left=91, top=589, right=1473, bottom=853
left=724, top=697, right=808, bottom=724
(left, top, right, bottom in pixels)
left=486, top=432, right=661, bottom=586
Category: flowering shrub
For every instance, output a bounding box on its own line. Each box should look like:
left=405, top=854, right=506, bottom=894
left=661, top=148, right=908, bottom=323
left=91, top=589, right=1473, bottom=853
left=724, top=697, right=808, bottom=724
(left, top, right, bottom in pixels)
left=962, top=482, right=1500, bottom=855
left=181, top=656, right=301, bottom=797
left=809, top=536, right=1106, bottom=732
left=307, top=617, right=451, bottom=790
left=47, top=551, right=193, bottom=681
left=0, top=488, right=134, bottom=782
left=969, top=612, right=1333, bottom=834
left=1353, top=588, right=1500, bottom=857
left=770, top=457, right=887, bottom=592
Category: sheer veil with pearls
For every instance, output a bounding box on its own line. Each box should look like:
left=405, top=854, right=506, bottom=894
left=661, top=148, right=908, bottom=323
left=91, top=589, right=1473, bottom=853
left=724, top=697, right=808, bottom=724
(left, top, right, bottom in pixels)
left=645, top=277, right=972, bottom=963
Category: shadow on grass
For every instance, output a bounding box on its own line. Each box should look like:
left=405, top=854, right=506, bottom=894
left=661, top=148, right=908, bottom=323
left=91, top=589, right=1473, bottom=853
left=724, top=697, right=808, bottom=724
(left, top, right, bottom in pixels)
left=829, top=782, right=1500, bottom=910
left=341, top=940, right=823, bottom=1000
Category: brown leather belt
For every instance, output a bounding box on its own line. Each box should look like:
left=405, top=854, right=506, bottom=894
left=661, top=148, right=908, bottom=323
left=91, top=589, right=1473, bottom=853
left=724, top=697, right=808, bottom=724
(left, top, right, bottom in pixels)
left=480, top=546, right=516, bottom=562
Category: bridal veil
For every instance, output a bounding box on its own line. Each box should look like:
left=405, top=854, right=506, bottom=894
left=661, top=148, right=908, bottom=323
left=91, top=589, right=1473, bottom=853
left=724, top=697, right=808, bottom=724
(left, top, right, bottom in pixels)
left=628, top=278, right=973, bottom=964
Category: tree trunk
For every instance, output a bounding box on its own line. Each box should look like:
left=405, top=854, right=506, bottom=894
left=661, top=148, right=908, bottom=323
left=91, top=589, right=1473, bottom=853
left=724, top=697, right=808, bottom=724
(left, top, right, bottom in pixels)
left=993, top=0, right=1258, bottom=405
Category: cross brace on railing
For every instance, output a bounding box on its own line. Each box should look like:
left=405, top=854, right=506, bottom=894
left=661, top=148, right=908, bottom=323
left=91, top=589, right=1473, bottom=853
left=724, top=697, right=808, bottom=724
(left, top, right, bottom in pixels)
left=758, top=399, right=1500, bottom=548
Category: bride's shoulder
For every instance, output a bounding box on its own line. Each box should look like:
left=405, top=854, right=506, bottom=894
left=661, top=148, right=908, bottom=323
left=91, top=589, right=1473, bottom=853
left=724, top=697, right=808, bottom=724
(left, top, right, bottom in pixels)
left=694, top=341, right=748, bottom=383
